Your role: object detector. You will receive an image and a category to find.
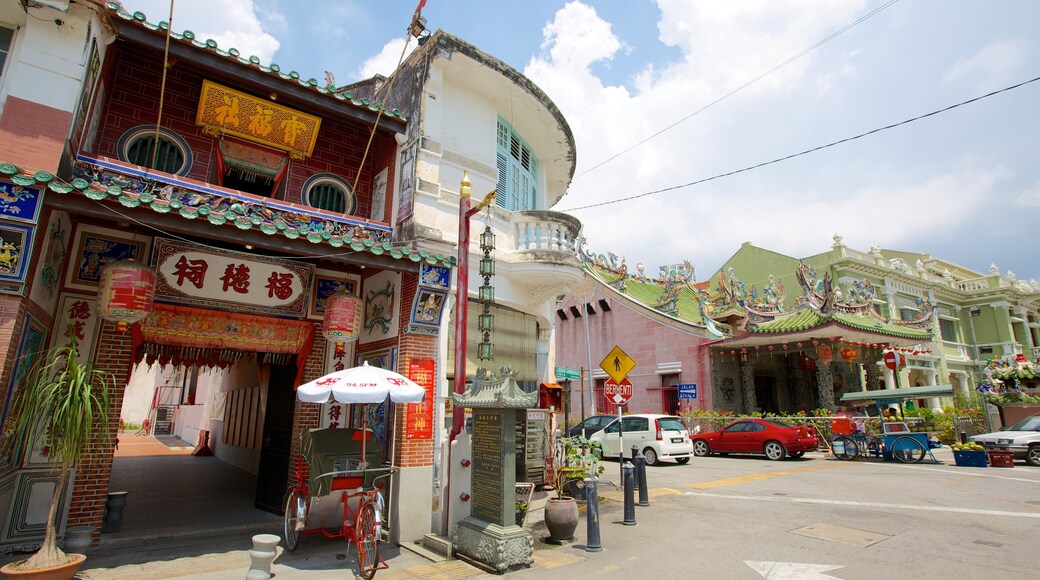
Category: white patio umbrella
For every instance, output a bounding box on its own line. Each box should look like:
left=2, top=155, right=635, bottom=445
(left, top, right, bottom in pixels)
left=297, top=360, right=425, bottom=404
left=296, top=361, right=425, bottom=470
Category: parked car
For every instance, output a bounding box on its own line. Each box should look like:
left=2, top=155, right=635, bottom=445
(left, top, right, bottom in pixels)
left=970, top=414, right=1040, bottom=466
left=567, top=414, right=615, bottom=437
left=588, top=414, right=693, bottom=466
left=691, top=418, right=819, bottom=460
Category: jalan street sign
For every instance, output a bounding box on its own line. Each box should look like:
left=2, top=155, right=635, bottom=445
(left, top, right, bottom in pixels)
left=677, top=383, right=698, bottom=399
left=554, top=365, right=581, bottom=380
left=600, top=345, right=636, bottom=384
left=604, top=377, right=633, bottom=406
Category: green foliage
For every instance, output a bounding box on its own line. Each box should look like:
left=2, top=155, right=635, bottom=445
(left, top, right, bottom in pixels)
left=552, top=435, right=604, bottom=499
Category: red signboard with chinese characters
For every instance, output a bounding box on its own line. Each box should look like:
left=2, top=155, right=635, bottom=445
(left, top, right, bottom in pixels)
left=405, top=358, right=436, bottom=439
left=152, top=238, right=313, bottom=317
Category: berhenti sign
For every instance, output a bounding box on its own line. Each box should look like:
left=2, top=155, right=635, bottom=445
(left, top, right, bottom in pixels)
left=153, top=238, right=314, bottom=317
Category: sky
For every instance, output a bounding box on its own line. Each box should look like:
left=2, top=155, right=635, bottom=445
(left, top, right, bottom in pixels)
left=120, top=0, right=1040, bottom=286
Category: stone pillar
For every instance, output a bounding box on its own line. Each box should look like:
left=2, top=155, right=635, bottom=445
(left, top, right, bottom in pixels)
left=740, top=363, right=756, bottom=413
left=793, top=360, right=812, bottom=410
left=884, top=367, right=895, bottom=389
left=865, top=361, right=881, bottom=391
left=816, top=360, right=835, bottom=412
left=927, top=370, right=942, bottom=412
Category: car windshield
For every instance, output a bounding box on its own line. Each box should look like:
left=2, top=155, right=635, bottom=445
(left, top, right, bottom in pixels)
left=657, top=417, right=686, bottom=431
left=1006, top=416, right=1040, bottom=432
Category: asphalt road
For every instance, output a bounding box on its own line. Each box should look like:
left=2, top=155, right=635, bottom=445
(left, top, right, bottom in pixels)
left=513, top=447, right=1040, bottom=580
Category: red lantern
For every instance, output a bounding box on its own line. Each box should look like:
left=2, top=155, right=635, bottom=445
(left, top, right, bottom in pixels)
left=323, top=290, right=363, bottom=354
left=841, top=348, right=858, bottom=361
left=98, top=259, right=155, bottom=332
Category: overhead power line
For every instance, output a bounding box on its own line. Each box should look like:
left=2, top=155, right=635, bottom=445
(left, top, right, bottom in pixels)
left=559, top=74, right=1040, bottom=212
left=576, top=0, right=902, bottom=178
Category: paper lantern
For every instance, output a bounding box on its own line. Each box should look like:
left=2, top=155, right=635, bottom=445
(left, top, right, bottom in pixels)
left=323, top=290, right=362, bottom=354
left=841, top=348, right=858, bottom=361
left=98, top=259, right=155, bottom=332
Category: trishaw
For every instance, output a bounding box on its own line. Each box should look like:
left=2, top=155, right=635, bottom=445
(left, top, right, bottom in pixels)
left=284, top=362, right=425, bottom=579
left=835, top=385, right=953, bottom=464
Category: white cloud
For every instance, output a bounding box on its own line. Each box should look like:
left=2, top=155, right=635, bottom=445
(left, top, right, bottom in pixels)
left=121, top=0, right=279, bottom=63
left=1015, top=184, right=1040, bottom=208
left=355, top=37, right=419, bottom=80
left=943, top=39, right=1031, bottom=91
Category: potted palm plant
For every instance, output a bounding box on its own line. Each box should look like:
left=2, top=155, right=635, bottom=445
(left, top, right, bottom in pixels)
left=543, top=435, right=603, bottom=543
left=0, top=341, right=112, bottom=579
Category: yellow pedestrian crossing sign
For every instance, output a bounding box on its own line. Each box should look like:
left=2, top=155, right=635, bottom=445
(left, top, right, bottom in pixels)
left=600, top=345, right=636, bottom=383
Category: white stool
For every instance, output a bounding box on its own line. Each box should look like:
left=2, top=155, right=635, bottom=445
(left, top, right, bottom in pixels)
left=246, top=533, right=281, bottom=580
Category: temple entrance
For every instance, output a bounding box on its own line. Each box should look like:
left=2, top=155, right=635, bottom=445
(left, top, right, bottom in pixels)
left=754, top=376, right=778, bottom=414
left=255, top=362, right=298, bottom=513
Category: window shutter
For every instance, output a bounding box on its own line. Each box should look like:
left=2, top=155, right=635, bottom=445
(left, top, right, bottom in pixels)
left=496, top=153, right=507, bottom=208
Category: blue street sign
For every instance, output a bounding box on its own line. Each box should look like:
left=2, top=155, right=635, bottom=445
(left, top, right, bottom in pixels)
left=677, top=383, right=698, bottom=399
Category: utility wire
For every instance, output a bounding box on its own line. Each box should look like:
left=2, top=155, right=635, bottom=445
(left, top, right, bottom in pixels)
left=560, top=74, right=1040, bottom=212
left=576, top=0, right=901, bottom=178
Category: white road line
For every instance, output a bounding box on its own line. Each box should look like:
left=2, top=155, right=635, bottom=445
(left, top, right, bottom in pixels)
left=854, top=460, right=1040, bottom=484
left=683, top=490, right=1040, bottom=518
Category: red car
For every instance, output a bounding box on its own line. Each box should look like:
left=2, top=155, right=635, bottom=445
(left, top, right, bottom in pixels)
left=691, top=418, right=819, bottom=460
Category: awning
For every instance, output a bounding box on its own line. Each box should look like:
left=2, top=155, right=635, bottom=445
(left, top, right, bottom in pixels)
left=540, top=383, right=563, bottom=390
left=841, top=385, right=954, bottom=404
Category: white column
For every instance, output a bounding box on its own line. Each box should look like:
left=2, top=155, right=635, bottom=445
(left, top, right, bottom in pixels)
left=927, top=370, right=942, bottom=412
left=884, top=368, right=895, bottom=389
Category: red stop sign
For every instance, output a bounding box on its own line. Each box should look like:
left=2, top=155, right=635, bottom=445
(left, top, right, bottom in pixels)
left=604, top=377, right=633, bottom=405
left=884, top=351, right=903, bottom=370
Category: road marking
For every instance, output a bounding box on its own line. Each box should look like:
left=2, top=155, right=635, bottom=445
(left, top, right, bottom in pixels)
left=746, top=561, right=844, bottom=579
left=893, top=462, right=1040, bottom=484
left=686, top=463, right=843, bottom=490
left=684, top=490, right=1040, bottom=518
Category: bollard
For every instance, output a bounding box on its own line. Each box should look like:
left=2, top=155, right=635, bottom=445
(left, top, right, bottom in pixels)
left=634, top=450, right=649, bottom=506
left=630, top=445, right=639, bottom=489
left=585, top=477, right=602, bottom=552
left=246, top=533, right=280, bottom=580
left=622, top=462, right=636, bottom=526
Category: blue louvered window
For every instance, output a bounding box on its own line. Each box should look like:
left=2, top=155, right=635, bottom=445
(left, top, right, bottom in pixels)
left=0, top=26, right=13, bottom=79
left=495, top=118, right=538, bottom=211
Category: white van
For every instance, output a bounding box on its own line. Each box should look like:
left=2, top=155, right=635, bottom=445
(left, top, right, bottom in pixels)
left=589, top=414, right=694, bottom=466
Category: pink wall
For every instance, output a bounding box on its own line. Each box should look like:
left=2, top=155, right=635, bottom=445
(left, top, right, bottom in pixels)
left=554, top=286, right=714, bottom=416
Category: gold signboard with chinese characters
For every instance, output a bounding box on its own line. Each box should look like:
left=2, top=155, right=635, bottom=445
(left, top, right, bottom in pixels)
left=196, top=80, right=321, bottom=159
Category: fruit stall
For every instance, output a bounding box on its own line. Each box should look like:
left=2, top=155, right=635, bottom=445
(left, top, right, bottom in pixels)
left=840, top=384, right=954, bottom=464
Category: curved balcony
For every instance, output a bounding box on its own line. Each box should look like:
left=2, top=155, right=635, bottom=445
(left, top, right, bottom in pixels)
left=506, top=210, right=584, bottom=291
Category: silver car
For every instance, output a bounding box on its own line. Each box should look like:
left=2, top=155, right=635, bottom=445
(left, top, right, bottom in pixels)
left=970, top=414, right=1040, bottom=466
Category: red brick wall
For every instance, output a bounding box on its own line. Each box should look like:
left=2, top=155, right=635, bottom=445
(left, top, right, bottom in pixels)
left=0, top=97, right=73, bottom=172
left=93, top=42, right=400, bottom=219
left=67, top=321, right=132, bottom=534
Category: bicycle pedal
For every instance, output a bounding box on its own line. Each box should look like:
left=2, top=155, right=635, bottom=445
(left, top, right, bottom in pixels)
left=294, top=521, right=305, bottom=532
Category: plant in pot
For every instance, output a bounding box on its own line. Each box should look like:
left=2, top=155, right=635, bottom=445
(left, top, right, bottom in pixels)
left=0, top=341, right=112, bottom=578
left=543, top=435, right=604, bottom=543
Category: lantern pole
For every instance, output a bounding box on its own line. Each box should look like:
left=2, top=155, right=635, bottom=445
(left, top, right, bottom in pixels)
left=450, top=172, right=496, bottom=443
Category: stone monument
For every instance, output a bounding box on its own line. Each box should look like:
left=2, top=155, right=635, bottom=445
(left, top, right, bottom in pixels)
left=453, top=366, right=536, bottom=572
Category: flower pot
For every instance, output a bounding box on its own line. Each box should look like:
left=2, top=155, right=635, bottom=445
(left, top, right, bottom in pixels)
left=543, top=497, right=579, bottom=543
left=0, top=553, right=86, bottom=580
left=62, top=525, right=95, bottom=554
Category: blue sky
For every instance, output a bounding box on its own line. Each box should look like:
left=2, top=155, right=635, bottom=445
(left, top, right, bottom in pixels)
left=121, top=1, right=1040, bottom=286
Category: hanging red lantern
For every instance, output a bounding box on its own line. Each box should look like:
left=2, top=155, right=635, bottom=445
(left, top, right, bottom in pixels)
left=781, top=344, right=788, bottom=350
left=841, top=348, right=858, bottom=361
left=323, top=290, right=363, bottom=354
left=98, top=259, right=155, bottom=332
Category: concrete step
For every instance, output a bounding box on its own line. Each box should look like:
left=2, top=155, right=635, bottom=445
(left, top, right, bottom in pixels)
left=420, top=533, right=454, bottom=559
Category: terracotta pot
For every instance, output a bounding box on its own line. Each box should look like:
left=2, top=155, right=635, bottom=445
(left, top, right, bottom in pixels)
left=1, top=553, right=86, bottom=580
left=543, top=497, right=579, bottom=542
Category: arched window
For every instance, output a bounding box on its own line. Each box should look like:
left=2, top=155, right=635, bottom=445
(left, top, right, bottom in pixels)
left=116, top=125, right=192, bottom=175
left=302, top=174, right=356, bottom=214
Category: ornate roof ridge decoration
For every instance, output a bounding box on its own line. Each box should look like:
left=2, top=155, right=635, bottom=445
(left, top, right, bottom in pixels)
left=453, top=366, right=537, bottom=409
left=0, top=159, right=455, bottom=268
left=579, top=242, right=628, bottom=291
left=647, top=260, right=694, bottom=315
left=700, top=262, right=933, bottom=340
left=105, top=2, right=408, bottom=122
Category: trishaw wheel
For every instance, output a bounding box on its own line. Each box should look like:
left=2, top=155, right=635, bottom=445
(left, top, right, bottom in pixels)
left=283, top=490, right=303, bottom=552
left=832, top=435, right=858, bottom=461
left=891, top=436, right=926, bottom=463
left=356, top=503, right=380, bottom=579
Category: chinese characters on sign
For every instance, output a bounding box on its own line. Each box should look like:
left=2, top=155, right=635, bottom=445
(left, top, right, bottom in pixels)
left=154, top=239, right=313, bottom=317
left=405, top=358, right=436, bottom=439
left=51, top=294, right=101, bottom=366
left=196, top=80, right=322, bottom=159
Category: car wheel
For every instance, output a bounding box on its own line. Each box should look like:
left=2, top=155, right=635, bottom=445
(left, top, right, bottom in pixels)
left=692, top=440, right=711, bottom=457
left=764, top=441, right=787, bottom=460
left=1027, top=445, right=1040, bottom=467
left=789, top=451, right=805, bottom=459
left=676, top=457, right=690, bottom=465
left=643, top=447, right=659, bottom=466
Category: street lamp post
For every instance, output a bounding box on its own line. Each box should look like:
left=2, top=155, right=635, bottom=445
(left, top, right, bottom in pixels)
left=967, top=305, right=992, bottom=431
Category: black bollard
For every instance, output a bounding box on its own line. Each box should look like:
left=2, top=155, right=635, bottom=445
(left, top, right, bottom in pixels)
left=622, top=462, right=636, bottom=526
left=585, top=477, right=602, bottom=552
left=634, top=450, right=649, bottom=506
left=631, top=445, right=639, bottom=489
